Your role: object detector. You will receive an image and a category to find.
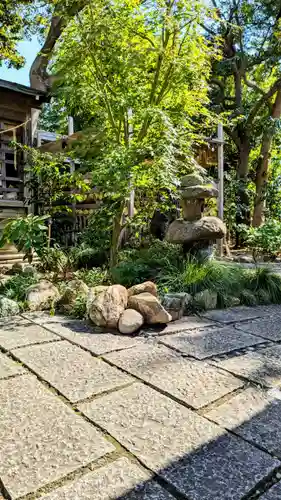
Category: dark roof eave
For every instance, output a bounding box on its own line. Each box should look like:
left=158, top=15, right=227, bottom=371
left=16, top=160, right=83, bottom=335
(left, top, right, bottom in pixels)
left=0, top=79, right=49, bottom=102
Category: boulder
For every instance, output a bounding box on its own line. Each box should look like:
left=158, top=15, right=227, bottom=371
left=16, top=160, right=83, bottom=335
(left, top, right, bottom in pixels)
left=162, top=292, right=192, bottom=320
left=166, top=217, right=226, bottom=244
left=118, top=309, right=144, bottom=334
left=60, top=279, right=89, bottom=311
left=0, top=296, right=19, bottom=317
left=128, top=281, right=157, bottom=298
left=128, top=292, right=172, bottom=324
left=26, top=280, right=60, bottom=311
left=194, top=289, right=217, bottom=310
left=87, top=284, right=128, bottom=328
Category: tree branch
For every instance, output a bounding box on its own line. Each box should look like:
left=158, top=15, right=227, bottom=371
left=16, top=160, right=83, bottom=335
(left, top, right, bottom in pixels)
left=246, top=78, right=281, bottom=125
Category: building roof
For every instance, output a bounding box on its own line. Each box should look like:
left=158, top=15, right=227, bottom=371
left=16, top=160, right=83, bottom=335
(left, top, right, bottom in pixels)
left=0, top=79, right=47, bottom=100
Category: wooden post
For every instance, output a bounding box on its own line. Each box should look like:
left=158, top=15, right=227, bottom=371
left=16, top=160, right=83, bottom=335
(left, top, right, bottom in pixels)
left=217, top=123, right=224, bottom=256
left=68, top=116, right=74, bottom=136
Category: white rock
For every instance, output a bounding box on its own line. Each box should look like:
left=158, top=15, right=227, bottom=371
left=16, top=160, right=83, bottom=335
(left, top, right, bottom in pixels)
left=118, top=309, right=144, bottom=334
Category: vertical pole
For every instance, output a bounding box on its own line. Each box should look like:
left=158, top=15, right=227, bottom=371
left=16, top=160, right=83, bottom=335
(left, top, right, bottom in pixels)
left=68, top=116, right=74, bottom=136
left=217, top=122, right=224, bottom=256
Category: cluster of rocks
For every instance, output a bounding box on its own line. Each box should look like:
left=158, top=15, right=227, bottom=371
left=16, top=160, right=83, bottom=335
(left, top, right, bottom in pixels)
left=86, top=281, right=172, bottom=334
left=166, top=170, right=226, bottom=258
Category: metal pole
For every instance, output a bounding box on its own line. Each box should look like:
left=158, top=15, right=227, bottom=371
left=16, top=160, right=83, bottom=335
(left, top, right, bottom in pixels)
left=217, top=122, right=224, bottom=256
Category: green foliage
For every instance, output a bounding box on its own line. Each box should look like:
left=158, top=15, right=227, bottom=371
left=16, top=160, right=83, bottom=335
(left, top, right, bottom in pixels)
left=23, top=146, right=88, bottom=216
left=244, top=220, right=281, bottom=258
left=40, top=245, right=68, bottom=275
left=0, top=0, right=48, bottom=68
left=70, top=243, right=108, bottom=269
left=111, top=241, right=184, bottom=287
left=68, top=295, right=87, bottom=319
left=74, top=268, right=110, bottom=287
left=0, top=214, right=48, bottom=263
left=52, top=0, right=214, bottom=264
left=157, top=258, right=281, bottom=307
left=0, top=274, right=39, bottom=303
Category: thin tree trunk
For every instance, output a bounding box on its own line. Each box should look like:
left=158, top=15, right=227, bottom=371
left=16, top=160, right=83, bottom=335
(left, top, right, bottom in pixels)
left=252, top=89, right=281, bottom=227
left=237, top=139, right=251, bottom=225
left=109, top=200, right=126, bottom=268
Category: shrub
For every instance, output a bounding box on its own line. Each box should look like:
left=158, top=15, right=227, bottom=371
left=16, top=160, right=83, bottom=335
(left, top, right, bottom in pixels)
left=40, top=245, right=68, bottom=275
left=0, top=274, right=39, bottom=303
left=70, top=244, right=108, bottom=269
left=244, top=220, right=281, bottom=259
left=0, top=214, right=48, bottom=263
left=74, top=267, right=110, bottom=287
left=157, top=259, right=281, bottom=308
left=111, top=241, right=184, bottom=287
left=69, top=295, right=87, bottom=319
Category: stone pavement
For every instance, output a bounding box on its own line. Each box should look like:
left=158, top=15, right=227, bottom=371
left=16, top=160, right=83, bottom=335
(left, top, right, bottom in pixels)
left=3, top=309, right=281, bottom=499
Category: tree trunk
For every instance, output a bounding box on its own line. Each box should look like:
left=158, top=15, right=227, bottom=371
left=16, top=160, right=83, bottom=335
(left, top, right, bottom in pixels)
left=236, top=139, right=251, bottom=226
left=252, top=89, right=281, bottom=227
left=109, top=200, right=126, bottom=268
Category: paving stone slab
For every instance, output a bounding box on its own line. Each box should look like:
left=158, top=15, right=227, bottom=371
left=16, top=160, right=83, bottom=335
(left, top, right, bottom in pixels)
left=40, top=457, right=175, bottom=500
left=0, top=320, right=59, bottom=350
left=236, top=317, right=281, bottom=341
left=13, top=340, right=134, bottom=402
left=160, top=325, right=265, bottom=359
left=261, top=482, right=281, bottom=499
left=206, top=386, right=281, bottom=457
left=214, top=344, right=281, bottom=387
left=0, top=351, right=25, bottom=379
left=79, top=383, right=279, bottom=500
left=0, top=374, right=114, bottom=499
left=44, top=321, right=143, bottom=355
left=143, top=316, right=215, bottom=336
left=105, top=343, right=243, bottom=409
left=201, top=306, right=262, bottom=324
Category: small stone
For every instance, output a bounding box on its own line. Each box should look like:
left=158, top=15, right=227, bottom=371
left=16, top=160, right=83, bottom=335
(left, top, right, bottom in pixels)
left=0, top=296, right=19, bottom=317
left=118, top=309, right=144, bottom=334
left=128, top=281, right=157, bottom=297
left=26, top=280, right=60, bottom=311
left=128, top=292, right=172, bottom=324
left=87, top=285, right=128, bottom=328
left=162, top=293, right=191, bottom=320
left=194, top=289, right=217, bottom=310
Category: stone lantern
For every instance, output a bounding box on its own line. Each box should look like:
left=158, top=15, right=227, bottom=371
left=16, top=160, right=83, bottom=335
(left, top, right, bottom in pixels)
left=165, top=169, right=226, bottom=259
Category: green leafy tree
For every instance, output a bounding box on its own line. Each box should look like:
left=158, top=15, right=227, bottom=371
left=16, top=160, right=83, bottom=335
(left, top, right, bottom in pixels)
left=0, top=214, right=48, bottom=263
left=0, top=0, right=49, bottom=68
left=52, top=0, right=214, bottom=265
left=207, top=0, right=281, bottom=227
